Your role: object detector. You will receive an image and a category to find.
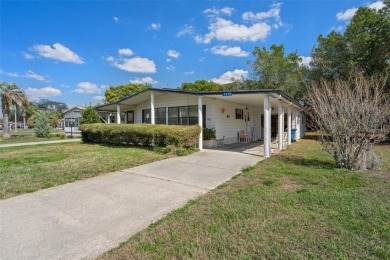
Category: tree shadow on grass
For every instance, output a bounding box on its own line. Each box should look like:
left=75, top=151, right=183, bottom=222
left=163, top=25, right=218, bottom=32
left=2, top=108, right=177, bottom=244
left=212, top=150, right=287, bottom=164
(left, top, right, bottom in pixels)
left=278, top=154, right=336, bottom=170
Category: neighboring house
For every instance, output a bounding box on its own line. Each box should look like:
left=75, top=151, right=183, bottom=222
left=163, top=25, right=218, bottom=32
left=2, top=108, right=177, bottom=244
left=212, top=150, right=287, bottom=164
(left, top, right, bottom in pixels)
left=95, top=88, right=306, bottom=157
left=61, top=106, right=83, bottom=135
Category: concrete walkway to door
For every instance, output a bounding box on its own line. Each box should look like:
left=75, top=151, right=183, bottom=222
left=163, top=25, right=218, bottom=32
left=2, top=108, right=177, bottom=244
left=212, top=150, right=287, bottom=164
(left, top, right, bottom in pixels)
left=0, top=142, right=276, bottom=259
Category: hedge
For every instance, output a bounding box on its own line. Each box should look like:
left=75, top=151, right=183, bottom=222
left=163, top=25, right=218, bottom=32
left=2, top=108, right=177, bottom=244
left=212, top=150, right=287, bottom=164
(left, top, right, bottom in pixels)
left=79, top=123, right=201, bottom=148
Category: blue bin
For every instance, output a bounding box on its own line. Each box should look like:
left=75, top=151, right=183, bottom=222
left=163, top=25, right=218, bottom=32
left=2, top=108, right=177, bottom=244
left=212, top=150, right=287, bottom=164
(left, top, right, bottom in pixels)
left=291, top=128, right=297, bottom=142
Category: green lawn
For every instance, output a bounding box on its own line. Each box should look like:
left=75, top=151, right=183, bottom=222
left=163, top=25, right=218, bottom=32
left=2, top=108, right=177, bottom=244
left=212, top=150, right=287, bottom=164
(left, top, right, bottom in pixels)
left=99, top=139, right=390, bottom=259
left=0, top=129, right=68, bottom=144
left=0, top=142, right=170, bottom=199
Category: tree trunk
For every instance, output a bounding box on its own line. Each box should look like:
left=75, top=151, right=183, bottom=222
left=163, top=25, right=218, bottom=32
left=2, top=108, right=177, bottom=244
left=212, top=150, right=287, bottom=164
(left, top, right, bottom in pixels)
left=3, top=112, right=10, bottom=138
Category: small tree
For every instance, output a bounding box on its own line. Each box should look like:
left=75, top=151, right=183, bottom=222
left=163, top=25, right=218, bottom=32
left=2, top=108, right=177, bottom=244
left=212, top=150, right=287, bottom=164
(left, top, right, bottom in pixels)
left=306, top=72, right=390, bottom=170
left=33, top=111, right=52, bottom=137
left=79, top=106, right=101, bottom=125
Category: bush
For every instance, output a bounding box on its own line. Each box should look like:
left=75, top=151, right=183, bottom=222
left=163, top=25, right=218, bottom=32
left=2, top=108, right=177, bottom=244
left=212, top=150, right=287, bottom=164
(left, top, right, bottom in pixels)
left=79, top=123, right=201, bottom=149
left=203, top=127, right=216, bottom=140
left=34, top=111, right=52, bottom=137
left=80, top=105, right=101, bottom=125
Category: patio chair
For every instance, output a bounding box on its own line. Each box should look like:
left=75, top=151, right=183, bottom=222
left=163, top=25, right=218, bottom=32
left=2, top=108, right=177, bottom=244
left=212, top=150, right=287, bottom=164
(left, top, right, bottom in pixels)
left=239, top=130, right=248, bottom=142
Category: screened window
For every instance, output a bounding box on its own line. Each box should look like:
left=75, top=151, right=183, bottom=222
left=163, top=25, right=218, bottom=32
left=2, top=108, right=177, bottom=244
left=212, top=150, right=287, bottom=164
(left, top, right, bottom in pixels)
left=188, top=105, right=198, bottom=125
left=155, top=107, right=166, bottom=124
left=236, top=109, right=244, bottom=119
left=142, top=109, right=151, bottom=123
left=179, top=106, right=188, bottom=125
left=168, top=107, right=178, bottom=125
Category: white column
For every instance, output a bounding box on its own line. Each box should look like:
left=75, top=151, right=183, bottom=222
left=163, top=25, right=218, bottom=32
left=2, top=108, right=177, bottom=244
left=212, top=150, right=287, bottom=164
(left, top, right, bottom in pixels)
left=107, top=114, right=111, bottom=124
left=116, top=105, right=121, bottom=124
left=263, top=95, right=271, bottom=158
left=287, top=106, right=292, bottom=145
left=150, top=91, right=155, bottom=125
left=198, top=96, right=203, bottom=151
left=278, top=103, right=284, bottom=150
left=296, top=112, right=300, bottom=140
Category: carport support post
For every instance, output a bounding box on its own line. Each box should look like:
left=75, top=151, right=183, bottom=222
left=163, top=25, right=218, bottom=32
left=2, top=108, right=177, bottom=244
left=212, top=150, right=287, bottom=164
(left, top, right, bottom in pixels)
left=150, top=91, right=155, bottom=125
left=263, top=95, right=271, bottom=158
left=278, top=103, right=284, bottom=150
left=198, top=96, right=203, bottom=151
left=116, top=105, right=121, bottom=124
left=287, top=106, right=292, bottom=145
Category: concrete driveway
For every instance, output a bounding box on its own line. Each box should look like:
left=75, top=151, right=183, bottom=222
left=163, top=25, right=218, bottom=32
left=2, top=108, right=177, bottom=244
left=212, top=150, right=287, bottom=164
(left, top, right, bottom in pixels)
left=0, top=144, right=265, bottom=259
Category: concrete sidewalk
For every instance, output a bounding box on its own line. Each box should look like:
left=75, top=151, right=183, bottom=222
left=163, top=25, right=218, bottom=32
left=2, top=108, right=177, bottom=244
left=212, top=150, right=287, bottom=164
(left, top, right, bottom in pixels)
left=0, top=138, right=82, bottom=148
left=0, top=144, right=265, bottom=259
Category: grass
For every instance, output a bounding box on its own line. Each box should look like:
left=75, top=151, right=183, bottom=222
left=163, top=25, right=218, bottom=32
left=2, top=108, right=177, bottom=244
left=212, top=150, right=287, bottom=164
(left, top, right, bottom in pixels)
left=0, top=142, right=170, bottom=199
left=99, top=139, right=390, bottom=259
left=0, top=129, right=68, bottom=144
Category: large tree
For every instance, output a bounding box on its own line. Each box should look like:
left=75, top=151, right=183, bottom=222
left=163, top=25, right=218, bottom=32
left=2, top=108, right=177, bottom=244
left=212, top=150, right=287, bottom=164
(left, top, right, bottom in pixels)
left=248, top=44, right=306, bottom=100
left=31, top=99, right=68, bottom=114
left=104, top=83, right=150, bottom=103
left=0, top=82, right=29, bottom=138
left=179, top=80, right=223, bottom=91
left=310, top=0, right=390, bottom=90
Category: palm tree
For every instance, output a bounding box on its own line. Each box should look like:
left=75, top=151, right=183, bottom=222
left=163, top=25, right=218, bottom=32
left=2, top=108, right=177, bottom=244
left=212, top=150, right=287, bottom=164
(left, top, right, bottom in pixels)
left=0, top=82, right=29, bottom=138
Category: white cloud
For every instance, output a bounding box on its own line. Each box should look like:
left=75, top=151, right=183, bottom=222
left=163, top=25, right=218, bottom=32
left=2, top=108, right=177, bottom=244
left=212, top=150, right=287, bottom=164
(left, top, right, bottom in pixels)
left=336, top=7, right=358, bottom=21
left=300, top=56, right=312, bottom=67
left=210, top=45, right=249, bottom=57
left=1, top=70, right=46, bottom=81
left=25, top=86, right=62, bottom=101
left=166, top=58, right=172, bottom=62
left=118, top=48, right=133, bottom=56
left=130, top=77, right=158, bottom=85
left=185, top=70, right=195, bottom=75
left=112, top=57, right=156, bottom=73
left=31, top=43, right=84, bottom=64
left=107, top=50, right=157, bottom=73
left=367, top=1, right=385, bottom=10
left=204, top=7, right=234, bottom=17
left=75, top=82, right=101, bottom=94
left=336, top=1, right=384, bottom=21
left=166, top=65, right=176, bottom=71
left=176, top=24, right=194, bottom=37
left=196, top=18, right=271, bottom=43
left=22, top=52, right=34, bottom=60
left=243, top=3, right=282, bottom=21
left=150, top=22, right=161, bottom=30
left=93, top=96, right=105, bottom=101
left=199, top=57, right=205, bottom=62
left=211, top=69, right=248, bottom=84
left=167, top=50, right=180, bottom=58
left=113, top=16, right=119, bottom=23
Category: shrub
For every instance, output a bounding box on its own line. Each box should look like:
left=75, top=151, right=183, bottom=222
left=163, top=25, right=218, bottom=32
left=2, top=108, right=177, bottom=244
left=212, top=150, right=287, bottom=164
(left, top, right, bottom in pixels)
left=79, top=105, right=101, bottom=125
left=79, top=123, right=201, bottom=149
left=34, top=111, right=52, bottom=137
left=203, top=127, right=216, bottom=140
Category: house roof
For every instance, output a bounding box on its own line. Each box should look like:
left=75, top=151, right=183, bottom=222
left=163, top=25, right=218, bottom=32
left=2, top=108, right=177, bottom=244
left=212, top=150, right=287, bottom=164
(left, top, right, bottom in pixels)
left=62, top=106, right=83, bottom=116
left=95, top=88, right=305, bottom=112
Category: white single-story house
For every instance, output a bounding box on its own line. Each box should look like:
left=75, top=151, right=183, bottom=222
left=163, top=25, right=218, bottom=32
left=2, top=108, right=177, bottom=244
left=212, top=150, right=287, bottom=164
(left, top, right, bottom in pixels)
left=61, top=106, right=83, bottom=135
left=95, top=88, right=306, bottom=157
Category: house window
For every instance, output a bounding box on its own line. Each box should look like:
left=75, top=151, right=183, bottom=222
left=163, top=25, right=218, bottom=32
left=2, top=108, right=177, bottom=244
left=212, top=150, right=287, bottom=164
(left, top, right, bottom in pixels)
left=236, top=109, right=244, bottom=119
left=155, top=107, right=166, bottom=124
left=142, top=109, right=151, bottom=123
left=168, top=105, right=198, bottom=125
left=168, top=107, right=178, bottom=125
left=142, top=108, right=166, bottom=124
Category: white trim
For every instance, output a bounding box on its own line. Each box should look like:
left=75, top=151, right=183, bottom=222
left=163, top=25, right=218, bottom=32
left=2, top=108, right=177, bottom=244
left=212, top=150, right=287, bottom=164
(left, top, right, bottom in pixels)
left=150, top=91, right=155, bottom=125
left=264, top=95, right=271, bottom=158
left=198, top=96, right=203, bottom=151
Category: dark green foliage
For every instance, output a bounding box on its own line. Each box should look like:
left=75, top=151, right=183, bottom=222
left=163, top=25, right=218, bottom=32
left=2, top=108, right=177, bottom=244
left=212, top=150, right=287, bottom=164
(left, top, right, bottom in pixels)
left=33, top=111, right=52, bottom=137
left=179, top=80, right=223, bottom=92
left=104, top=83, right=150, bottom=103
left=80, top=123, right=201, bottom=149
left=248, top=44, right=306, bottom=100
left=203, top=127, right=216, bottom=140
left=80, top=106, right=101, bottom=125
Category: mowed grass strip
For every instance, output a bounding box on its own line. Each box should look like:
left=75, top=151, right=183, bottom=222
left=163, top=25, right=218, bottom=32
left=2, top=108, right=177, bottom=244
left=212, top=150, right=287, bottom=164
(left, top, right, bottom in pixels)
left=99, top=139, right=390, bottom=259
left=0, top=142, right=170, bottom=199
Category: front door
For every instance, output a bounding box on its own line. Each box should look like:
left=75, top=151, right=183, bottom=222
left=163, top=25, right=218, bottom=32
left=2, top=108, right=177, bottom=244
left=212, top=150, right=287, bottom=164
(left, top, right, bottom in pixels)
left=127, top=111, right=134, bottom=124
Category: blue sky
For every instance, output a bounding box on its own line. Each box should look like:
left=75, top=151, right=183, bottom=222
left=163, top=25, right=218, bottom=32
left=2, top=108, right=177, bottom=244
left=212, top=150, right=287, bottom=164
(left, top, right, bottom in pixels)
left=0, top=0, right=385, bottom=108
